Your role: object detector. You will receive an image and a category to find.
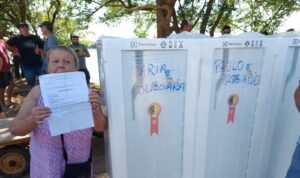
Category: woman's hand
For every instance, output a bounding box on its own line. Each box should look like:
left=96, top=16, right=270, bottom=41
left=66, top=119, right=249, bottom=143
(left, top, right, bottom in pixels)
left=89, top=91, right=101, bottom=112
left=89, top=91, right=107, bottom=131
left=31, top=106, right=51, bottom=124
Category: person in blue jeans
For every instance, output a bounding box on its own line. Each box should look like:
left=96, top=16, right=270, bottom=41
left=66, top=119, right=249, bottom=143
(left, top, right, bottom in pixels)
left=6, top=23, right=44, bottom=91
left=286, top=83, right=300, bottom=178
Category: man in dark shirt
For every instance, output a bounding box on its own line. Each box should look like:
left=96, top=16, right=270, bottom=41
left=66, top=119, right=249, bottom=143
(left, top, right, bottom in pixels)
left=6, top=23, right=44, bottom=90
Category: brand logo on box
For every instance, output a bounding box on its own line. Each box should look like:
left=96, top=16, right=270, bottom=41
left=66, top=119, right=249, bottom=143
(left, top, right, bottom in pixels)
left=223, top=41, right=243, bottom=48
left=130, top=41, right=157, bottom=48
left=292, top=38, right=300, bottom=45
left=160, top=40, right=184, bottom=49
left=161, top=41, right=167, bottom=48
left=130, top=41, right=138, bottom=48
left=244, top=41, right=250, bottom=47
left=244, top=40, right=263, bottom=48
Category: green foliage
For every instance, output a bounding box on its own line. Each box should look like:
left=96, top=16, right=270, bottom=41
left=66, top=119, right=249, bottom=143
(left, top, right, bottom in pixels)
left=232, top=0, right=299, bottom=34
left=1, top=0, right=299, bottom=39
left=0, top=0, right=94, bottom=43
left=84, top=0, right=300, bottom=36
left=133, top=12, right=156, bottom=38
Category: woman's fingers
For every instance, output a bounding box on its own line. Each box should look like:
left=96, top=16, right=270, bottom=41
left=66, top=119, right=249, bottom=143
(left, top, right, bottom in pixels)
left=89, top=92, right=101, bottom=104
left=31, top=106, right=51, bottom=124
left=88, top=92, right=101, bottom=112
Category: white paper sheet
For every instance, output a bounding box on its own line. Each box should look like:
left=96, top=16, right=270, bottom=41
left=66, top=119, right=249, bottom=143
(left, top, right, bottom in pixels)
left=39, top=71, right=94, bottom=136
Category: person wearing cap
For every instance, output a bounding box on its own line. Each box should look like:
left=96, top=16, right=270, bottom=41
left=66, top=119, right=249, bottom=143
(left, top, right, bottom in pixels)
left=38, top=21, right=60, bottom=74
left=6, top=23, right=44, bottom=90
left=68, top=34, right=91, bottom=85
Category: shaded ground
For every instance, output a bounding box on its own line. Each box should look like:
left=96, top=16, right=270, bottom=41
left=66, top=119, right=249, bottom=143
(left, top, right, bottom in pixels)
left=1, top=78, right=108, bottom=178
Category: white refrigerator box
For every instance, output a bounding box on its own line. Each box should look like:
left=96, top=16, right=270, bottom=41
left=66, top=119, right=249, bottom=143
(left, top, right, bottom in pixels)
left=101, top=38, right=202, bottom=178
left=193, top=35, right=279, bottom=178
left=267, top=35, right=300, bottom=178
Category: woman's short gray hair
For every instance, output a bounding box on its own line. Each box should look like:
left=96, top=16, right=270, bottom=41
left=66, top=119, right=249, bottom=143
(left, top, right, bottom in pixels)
left=47, top=46, right=79, bottom=66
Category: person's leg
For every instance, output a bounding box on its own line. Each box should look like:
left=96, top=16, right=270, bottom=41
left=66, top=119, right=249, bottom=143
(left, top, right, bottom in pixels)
left=0, top=88, right=5, bottom=108
left=36, top=66, right=44, bottom=77
left=286, top=143, right=300, bottom=178
left=79, top=68, right=91, bottom=85
left=13, top=56, right=20, bottom=79
left=22, top=65, right=36, bottom=91
left=34, top=66, right=44, bottom=87
left=0, top=105, right=5, bottom=119
left=0, top=73, right=7, bottom=107
left=42, top=58, right=48, bottom=75
left=21, top=65, right=24, bottom=78
left=6, top=72, right=15, bottom=106
left=0, top=112, right=5, bottom=119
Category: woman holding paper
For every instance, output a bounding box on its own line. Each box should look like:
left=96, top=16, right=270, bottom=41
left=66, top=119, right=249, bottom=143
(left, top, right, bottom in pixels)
left=9, top=46, right=107, bottom=178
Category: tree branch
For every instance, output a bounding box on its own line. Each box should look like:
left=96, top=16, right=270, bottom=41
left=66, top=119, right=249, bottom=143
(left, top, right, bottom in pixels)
left=171, top=7, right=180, bottom=33
left=193, top=0, right=207, bottom=29
left=118, top=0, right=128, bottom=7
left=261, top=2, right=287, bottom=30
left=47, top=2, right=54, bottom=20
left=51, top=0, right=61, bottom=25
left=209, top=0, right=227, bottom=36
left=127, top=0, right=132, bottom=6
left=127, top=4, right=169, bottom=12
left=200, top=0, right=215, bottom=34
left=86, top=0, right=116, bottom=20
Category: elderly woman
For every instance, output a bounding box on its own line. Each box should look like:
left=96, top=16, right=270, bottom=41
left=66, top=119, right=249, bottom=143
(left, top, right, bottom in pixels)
left=9, top=46, right=107, bottom=178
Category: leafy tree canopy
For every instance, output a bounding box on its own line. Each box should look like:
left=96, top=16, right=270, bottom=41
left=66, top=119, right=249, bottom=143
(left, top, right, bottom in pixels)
left=0, top=0, right=93, bottom=44
left=0, top=0, right=299, bottom=39
left=85, top=0, right=300, bottom=37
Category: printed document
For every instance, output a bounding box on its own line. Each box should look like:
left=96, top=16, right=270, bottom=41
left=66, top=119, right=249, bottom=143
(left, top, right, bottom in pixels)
left=39, top=71, right=94, bottom=136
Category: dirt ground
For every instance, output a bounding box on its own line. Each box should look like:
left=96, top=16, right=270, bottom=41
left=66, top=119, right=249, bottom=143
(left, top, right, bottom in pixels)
left=1, top=78, right=109, bottom=178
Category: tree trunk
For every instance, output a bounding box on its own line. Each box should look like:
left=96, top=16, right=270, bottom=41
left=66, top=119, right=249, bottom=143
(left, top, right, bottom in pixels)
left=18, top=0, right=27, bottom=22
left=209, top=1, right=227, bottom=37
left=156, top=0, right=176, bottom=38
left=200, top=0, right=215, bottom=34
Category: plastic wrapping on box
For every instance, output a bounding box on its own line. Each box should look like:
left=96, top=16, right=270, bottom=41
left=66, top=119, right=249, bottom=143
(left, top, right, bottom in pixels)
left=193, top=35, right=279, bottom=178
left=167, top=32, right=210, bottom=39
left=99, top=38, right=201, bottom=178
left=96, top=34, right=300, bottom=178
left=267, top=34, right=300, bottom=178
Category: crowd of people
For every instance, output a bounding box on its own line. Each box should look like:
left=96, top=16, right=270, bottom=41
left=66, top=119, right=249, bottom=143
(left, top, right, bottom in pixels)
left=1, top=21, right=105, bottom=178
left=0, top=21, right=91, bottom=117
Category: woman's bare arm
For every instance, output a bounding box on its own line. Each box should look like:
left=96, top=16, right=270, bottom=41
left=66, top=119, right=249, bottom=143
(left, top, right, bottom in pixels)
left=9, top=86, right=50, bottom=136
left=294, top=84, right=300, bottom=112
